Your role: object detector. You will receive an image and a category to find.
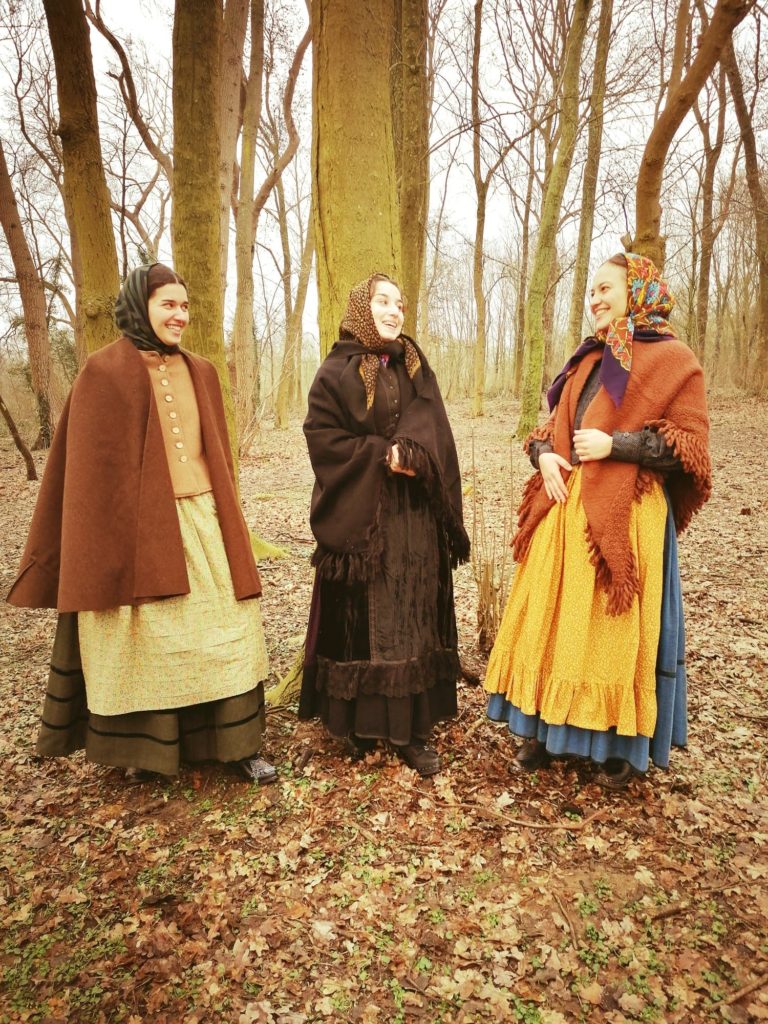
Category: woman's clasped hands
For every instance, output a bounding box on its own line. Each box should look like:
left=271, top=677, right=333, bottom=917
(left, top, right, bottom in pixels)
left=539, top=428, right=613, bottom=504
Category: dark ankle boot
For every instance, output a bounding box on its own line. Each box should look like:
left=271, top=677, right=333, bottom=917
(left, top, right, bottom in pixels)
left=396, top=741, right=440, bottom=777
left=514, top=738, right=551, bottom=772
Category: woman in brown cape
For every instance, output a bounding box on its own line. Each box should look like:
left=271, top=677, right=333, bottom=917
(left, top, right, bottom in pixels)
left=484, top=253, right=711, bottom=788
left=8, top=264, right=277, bottom=783
left=299, top=273, right=470, bottom=777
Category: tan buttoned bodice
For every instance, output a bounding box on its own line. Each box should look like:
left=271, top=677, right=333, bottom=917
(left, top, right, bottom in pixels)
left=139, top=350, right=213, bottom=497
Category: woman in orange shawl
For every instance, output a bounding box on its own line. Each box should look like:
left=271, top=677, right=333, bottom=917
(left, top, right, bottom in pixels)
left=484, top=253, right=711, bottom=788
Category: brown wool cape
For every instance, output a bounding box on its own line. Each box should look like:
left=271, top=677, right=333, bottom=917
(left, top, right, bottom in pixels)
left=517, top=339, right=711, bottom=615
left=303, top=336, right=469, bottom=582
left=7, top=337, right=261, bottom=612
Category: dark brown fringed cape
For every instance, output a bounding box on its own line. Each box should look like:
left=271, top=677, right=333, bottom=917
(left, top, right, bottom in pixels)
left=303, top=337, right=469, bottom=582
left=516, top=340, right=711, bottom=615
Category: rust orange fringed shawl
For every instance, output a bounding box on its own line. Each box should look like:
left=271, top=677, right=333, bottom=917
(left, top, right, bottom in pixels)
left=515, top=340, right=711, bottom=615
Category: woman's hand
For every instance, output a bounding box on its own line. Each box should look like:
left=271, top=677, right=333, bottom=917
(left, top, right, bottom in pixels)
left=573, top=428, right=613, bottom=462
left=389, top=443, right=417, bottom=476
left=539, top=452, right=572, bottom=503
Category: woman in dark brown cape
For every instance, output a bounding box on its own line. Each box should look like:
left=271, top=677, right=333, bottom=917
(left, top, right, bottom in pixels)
left=8, top=264, right=277, bottom=784
left=299, top=273, right=469, bottom=776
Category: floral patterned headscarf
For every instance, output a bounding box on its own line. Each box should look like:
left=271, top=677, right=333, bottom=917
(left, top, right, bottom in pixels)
left=547, top=253, right=676, bottom=410
left=339, top=273, right=421, bottom=409
left=597, top=252, right=676, bottom=369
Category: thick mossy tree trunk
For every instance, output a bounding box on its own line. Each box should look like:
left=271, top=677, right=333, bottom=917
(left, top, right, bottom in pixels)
left=0, top=139, right=54, bottom=447
left=516, top=0, right=592, bottom=439
left=312, top=0, right=401, bottom=357
left=564, top=0, right=612, bottom=355
left=42, top=0, right=119, bottom=359
left=172, top=0, right=234, bottom=446
left=391, top=0, right=429, bottom=336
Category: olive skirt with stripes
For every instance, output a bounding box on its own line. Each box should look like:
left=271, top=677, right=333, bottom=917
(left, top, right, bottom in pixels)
left=34, top=492, right=268, bottom=775
left=36, top=613, right=267, bottom=775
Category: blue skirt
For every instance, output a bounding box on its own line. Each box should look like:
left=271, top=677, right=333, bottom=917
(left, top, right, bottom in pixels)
left=486, top=491, right=687, bottom=773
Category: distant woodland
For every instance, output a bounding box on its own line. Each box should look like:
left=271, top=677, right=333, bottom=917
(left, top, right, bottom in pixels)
left=0, top=0, right=765, bottom=464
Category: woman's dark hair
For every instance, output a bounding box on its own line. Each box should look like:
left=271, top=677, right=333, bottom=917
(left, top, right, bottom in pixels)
left=606, top=253, right=628, bottom=269
left=368, top=272, right=406, bottom=310
left=147, top=263, right=187, bottom=298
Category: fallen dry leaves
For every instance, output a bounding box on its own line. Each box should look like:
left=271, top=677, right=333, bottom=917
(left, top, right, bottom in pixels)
left=0, top=394, right=766, bottom=1023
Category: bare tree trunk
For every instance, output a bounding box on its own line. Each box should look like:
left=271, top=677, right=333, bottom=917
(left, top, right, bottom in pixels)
left=42, top=0, right=120, bottom=357
left=516, top=0, right=592, bottom=438
left=173, top=0, right=234, bottom=448
left=470, top=0, right=511, bottom=416
left=692, top=69, right=726, bottom=358
left=542, top=251, right=561, bottom=383
left=0, top=391, right=37, bottom=480
left=0, top=139, right=54, bottom=447
left=391, top=0, right=429, bottom=335
left=512, top=131, right=536, bottom=398
left=724, top=35, right=768, bottom=393
left=471, top=0, right=487, bottom=417
left=631, top=0, right=755, bottom=269
left=276, top=217, right=315, bottom=428
left=312, top=0, right=400, bottom=356
left=232, top=9, right=309, bottom=435
left=219, top=0, right=249, bottom=292
left=232, top=0, right=265, bottom=440
left=565, top=0, right=612, bottom=353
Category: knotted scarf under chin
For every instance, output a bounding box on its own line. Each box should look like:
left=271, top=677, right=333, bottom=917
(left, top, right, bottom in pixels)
left=339, top=274, right=421, bottom=409
left=547, top=252, right=677, bottom=410
left=114, top=264, right=181, bottom=358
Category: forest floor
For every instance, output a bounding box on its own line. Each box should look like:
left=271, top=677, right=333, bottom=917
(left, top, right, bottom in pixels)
left=0, top=395, right=766, bottom=1024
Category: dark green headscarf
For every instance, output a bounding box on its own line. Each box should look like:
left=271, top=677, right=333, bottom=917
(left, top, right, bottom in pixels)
left=114, top=264, right=180, bottom=357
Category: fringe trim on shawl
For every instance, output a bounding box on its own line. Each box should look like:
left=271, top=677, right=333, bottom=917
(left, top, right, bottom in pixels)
left=522, top=413, right=556, bottom=456
left=512, top=471, right=548, bottom=563
left=392, top=437, right=471, bottom=568
left=584, top=522, right=640, bottom=616
left=311, top=502, right=385, bottom=584
left=584, top=471, right=661, bottom=616
left=515, top=466, right=662, bottom=617
left=314, top=647, right=460, bottom=700
left=647, top=418, right=712, bottom=533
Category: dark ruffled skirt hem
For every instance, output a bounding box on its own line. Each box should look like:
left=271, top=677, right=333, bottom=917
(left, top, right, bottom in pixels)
left=315, top=647, right=460, bottom=700
left=310, top=681, right=458, bottom=746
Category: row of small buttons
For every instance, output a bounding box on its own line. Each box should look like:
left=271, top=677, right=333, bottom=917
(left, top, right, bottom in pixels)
left=158, top=361, right=188, bottom=462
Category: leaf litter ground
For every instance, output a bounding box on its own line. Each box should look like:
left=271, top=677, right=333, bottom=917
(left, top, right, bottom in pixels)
left=0, top=395, right=766, bottom=1024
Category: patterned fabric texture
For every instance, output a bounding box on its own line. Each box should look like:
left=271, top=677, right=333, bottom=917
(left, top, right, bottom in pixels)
left=547, top=253, right=677, bottom=410
left=36, top=612, right=267, bottom=776
left=78, top=491, right=269, bottom=715
left=600, top=251, right=676, bottom=361
left=114, top=263, right=179, bottom=357
left=339, top=274, right=421, bottom=409
left=484, top=466, right=667, bottom=737
left=487, top=489, right=687, bottom=772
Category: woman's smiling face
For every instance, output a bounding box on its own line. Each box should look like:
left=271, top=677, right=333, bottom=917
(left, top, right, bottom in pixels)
left=370, top=280, right=404, bottom=341
left=148, top=283, right=189, bottom=346
left=589, top=262, right=628, bottom=332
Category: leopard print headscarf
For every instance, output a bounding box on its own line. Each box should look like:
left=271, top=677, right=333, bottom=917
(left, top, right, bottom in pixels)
left=339, top=274, right=421, bottom=409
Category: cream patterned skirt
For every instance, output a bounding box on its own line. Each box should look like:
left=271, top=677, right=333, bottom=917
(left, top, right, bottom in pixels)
left=78, top=491, right=269, bottom=716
